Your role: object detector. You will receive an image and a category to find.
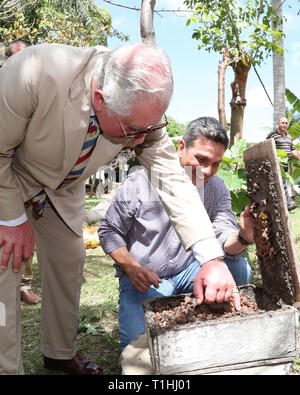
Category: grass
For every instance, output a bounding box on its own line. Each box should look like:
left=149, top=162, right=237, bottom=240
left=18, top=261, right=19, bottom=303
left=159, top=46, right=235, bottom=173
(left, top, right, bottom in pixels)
left=21, top=194, right=300, bottom=375
left=85, top=195, right=100, bottom=212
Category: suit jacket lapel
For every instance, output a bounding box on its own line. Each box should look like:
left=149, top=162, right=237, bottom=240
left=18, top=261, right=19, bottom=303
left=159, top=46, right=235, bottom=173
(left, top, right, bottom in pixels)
left=62, top=54, right=103, bottom=182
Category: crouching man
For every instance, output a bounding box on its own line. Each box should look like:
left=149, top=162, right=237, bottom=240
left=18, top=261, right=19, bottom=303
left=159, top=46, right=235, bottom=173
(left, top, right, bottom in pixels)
left=98, top=117, right=253, bottom=351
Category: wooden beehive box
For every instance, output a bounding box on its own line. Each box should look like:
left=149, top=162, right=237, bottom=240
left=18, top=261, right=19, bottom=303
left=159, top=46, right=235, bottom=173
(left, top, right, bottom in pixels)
left=142, top=140, right=300, bottom=375
left=143, top=288, right=299, bottom=375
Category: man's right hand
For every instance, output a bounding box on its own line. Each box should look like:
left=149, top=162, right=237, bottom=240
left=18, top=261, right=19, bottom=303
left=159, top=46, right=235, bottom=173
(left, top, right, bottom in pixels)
left=110, top=246, right=162, bottom=293
left=193, top=259, right=241, bottom=311
left=127, top=266, right=162, bottom=293
left=0, top=221, right=35, bottom=272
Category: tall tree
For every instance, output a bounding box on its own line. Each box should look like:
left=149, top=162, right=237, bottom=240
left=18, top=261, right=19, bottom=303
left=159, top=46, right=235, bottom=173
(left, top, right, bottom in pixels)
left=140, top=0, right=156, bottom=45
left=184, top=0, right=284, bottom=146
left=271, top=0, right=286, bottom=129
left=218, top=48, right=230, bottom=131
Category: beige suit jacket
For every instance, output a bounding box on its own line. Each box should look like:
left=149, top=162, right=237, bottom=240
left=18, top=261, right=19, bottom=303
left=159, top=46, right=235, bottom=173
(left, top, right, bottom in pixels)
left=0, top=44, right=215, bottom=249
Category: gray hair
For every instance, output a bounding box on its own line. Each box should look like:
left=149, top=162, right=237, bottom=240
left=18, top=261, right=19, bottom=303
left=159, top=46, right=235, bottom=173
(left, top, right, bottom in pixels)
left=93, top=42, right=174, bottom=116
left=183, top=117, right=229, bottom=150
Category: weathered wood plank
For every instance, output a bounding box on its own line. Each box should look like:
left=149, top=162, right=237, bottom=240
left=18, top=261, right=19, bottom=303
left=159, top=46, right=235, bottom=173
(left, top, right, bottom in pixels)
left=120, top=333, right=294, bottom=375
left=177, top=360, right=293, bottom=375
left=149, top=308, right=297, bottom=375
left=244, top=139, right=300, bottom=303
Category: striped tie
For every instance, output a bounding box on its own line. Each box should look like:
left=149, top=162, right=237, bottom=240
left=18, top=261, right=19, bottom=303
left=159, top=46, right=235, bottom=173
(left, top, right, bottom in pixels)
left=32, top=190, right=47, bottom=219
left=32, top=115, right=100, bottom=219
left=60, top=115, right=100, bottom=186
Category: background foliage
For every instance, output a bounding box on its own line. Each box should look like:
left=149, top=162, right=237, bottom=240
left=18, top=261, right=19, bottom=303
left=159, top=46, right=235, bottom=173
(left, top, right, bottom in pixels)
left=286, top=89, right=300, bottom=142
left=0, top=0, right=128, bottom=64
left=166, top=116, right=186, bottom=138
left=217, top=139, right=249, bottom=215
left=184, top=0, right=285, bottom=65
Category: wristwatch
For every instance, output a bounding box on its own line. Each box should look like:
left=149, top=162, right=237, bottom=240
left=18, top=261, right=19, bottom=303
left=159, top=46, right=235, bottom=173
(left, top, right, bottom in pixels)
left=237, top=231, right=253, bottom=246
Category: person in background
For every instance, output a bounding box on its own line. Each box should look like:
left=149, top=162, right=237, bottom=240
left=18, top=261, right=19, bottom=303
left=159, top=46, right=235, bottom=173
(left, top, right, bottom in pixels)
left=6, top=38, right=32, bottom=58
left=267, top=117, right=300, bottom=211
left=98, top=116, right=254, bottom=351
left=6, top=39, right=41, bottom=305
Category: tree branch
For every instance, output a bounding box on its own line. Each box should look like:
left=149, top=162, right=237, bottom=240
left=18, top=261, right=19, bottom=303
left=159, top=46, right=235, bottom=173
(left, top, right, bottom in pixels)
left=0, top=0, right=20, bottom=10
left=223, top=3, right=241, bottom=53
left=103, top=0, right=192, bottom=14
left=0, top=0, right=38, bottom=20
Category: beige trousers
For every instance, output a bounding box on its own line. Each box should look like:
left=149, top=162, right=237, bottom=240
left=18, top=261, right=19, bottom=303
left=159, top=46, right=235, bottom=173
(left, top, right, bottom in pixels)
left=0, top=199, right=85, bottom=374
left=0, top=259, right=23, bottom=375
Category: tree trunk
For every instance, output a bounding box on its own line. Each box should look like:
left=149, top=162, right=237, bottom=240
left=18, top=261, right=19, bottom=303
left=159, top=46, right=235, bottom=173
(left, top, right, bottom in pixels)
left=218, top=48, right=230, bottom=131
left=140, top=0, right=156, bottom=45
left=229, top=55, right=251, bottom=147
left=271, top=0, right=285, bottom=129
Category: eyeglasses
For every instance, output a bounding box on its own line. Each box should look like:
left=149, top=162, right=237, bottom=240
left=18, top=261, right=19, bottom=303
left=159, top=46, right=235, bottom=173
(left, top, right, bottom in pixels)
left=115, top=112, right=168, bottom=138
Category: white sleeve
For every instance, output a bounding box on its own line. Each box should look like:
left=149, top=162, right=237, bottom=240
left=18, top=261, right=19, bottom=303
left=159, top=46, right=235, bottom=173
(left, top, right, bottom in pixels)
left=192, top=238, right=224, bottom=266
left=0, top=213, right=28, bottom=227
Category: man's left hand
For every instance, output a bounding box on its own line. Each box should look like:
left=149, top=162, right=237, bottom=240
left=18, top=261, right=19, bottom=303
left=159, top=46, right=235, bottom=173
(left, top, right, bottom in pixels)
left=239, top=205, right=254, bottom=243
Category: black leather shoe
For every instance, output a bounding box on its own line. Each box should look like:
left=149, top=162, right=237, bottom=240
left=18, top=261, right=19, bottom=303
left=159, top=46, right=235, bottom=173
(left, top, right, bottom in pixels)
left=43, top=353, right=103, bottom=375
left=288, top=205, right=297, bottom=211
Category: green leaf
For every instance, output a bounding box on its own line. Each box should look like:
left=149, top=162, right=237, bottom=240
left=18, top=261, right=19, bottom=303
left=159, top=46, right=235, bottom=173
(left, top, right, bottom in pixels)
left=231, top=190, right=249, bottom=215
left=284, top=171, right=295, bottom=185
left=221, top=156, right=233, bottom=168
left=286, top=89, right=300, bottom=115
left=276, top=149, right=288, bottom=159
left=229, top=139, right=248, bottom=158
left=292, top=168, right=300, bottom=181
left=85, top=324, right=99, bottom=336
left=293, top=359, right=300, bottom=372
left=217, top=168, right=245, bottom=191
left=289, top=123, right=300, bottom=140
left=286, top=88, right=299, bottom=107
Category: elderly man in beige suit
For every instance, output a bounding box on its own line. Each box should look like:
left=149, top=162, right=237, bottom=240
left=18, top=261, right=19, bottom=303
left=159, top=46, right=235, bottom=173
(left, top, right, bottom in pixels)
left=0, top=42, right=239, bottom=375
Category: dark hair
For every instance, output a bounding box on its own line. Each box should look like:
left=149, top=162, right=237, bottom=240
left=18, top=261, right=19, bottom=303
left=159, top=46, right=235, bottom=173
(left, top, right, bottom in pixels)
left=183, top=116, right=229, bottom=150
left=6, top=39, right=31, bottom=58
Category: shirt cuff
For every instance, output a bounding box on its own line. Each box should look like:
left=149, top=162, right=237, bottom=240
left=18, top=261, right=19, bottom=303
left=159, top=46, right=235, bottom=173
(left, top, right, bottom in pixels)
left=99, top=233, right=127, bottom=255
left=192, top=238, right=224, bottom=266
left=0, top=213, right=28, bottom=227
